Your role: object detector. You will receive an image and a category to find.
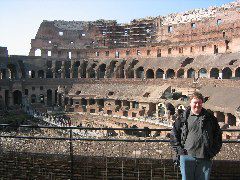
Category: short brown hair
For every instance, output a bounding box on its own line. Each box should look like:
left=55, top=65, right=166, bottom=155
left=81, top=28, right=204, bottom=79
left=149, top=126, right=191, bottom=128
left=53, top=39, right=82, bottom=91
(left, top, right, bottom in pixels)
left=190, top=92, right=204, bottom=102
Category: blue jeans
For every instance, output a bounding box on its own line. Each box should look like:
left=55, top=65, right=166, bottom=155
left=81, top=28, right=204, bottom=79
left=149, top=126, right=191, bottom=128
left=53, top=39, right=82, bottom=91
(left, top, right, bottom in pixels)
left=180, top=155, right=212, bottom=180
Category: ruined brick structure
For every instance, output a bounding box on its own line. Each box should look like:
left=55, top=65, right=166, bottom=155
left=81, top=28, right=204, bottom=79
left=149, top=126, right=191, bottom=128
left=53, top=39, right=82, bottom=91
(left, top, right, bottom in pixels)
left=1, top=1, right=240, bottom=137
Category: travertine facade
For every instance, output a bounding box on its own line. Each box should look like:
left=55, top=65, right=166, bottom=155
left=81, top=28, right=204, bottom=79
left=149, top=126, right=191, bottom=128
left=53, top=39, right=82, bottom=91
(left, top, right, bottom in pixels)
left=1, top=1, right=240, bottom=137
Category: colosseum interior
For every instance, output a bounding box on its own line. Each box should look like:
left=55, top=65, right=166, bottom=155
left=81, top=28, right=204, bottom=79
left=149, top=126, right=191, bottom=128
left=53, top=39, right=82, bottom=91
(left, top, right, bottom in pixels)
left=1, top=1, right=240, bottom=179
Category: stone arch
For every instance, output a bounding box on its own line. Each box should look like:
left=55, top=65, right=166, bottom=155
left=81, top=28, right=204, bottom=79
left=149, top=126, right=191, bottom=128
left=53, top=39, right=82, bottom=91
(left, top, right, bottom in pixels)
left=222, top=67, right=232, bottom=79
left=166, top=69, right=175, bottom=79
left=156, top=68, right=164, bottom=78
left=38, top=70, right=44, bottom=78
left=187, top=68, right=195, bottom=78
left=13, top=90, right=22, bottom=105
left=177, top=68, right=184, bottom=78
left=31, top=94, right=37, bottom=103
left=136, top=66, right=144, bottom=78
left=115, top=61, right=125, bottom=78
left=198, top=68, right=207, bottom=78
left=47, top=89, right=53, bottom=106
left=98, top=64, right=106, bottom=78
left=235, top=67, right=240, bottom=78
left=210, top=68, right=219, bottom=79
left=146, top=69, right=154, bottom=79
left=35, top=49, right=41, bottom=56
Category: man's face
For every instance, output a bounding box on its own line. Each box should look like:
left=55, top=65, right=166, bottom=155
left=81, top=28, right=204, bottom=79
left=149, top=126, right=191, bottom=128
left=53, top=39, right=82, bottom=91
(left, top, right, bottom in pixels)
left=190, top=97, right=203, bottom=115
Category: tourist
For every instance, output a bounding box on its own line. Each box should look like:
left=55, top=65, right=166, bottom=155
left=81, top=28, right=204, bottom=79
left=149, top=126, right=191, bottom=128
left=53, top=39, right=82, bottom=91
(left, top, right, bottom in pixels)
left=170, top=92, right=222, bottom=180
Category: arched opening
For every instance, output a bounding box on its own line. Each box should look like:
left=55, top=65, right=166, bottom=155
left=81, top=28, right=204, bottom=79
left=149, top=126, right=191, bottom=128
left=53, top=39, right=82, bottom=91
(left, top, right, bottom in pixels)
left=136, top=67, right=144, bottom=78
left=7, top=64, right=17, bottom=79
left=107, top=61, right=117, bottom=78
left=146, top=69, right=154, bottom=79
left=47, top=89, right=53, bottom=106
left=98, top=64, right=106, bottom=78
left=217, top=111, right=225, bottom=123
left=73, top=61, right=80, bottom=78
left=89, top=98, right=96, bottom=105
left=81, top=98, right=87, bottom=106
left=198, top=68, right=207, bottom=78
left=187, top=68, right=195, bottom=78
left=80, top=61, right=87, bottom=78
left=55, top=61, right=62, bottom=78
left=210, top=68, right=219, bottom=79
left=228, top=113, right=236, bottom=126
left=29, top=70, right=36, bottom=78
left=13, top=90, right=22, bottom=105
left=116, top=61, right=125, bottom=78
left=177, top=69, right=184, bottom=78
left=38, top=70, right=44, bottom=78
left=157, top=103, right=166, bottom=117
left=88, top=63, right=97, bottom=78
left=235, top=67, right=240, bottom=78
left=222, top=67, right=232, bottom=79
left=0, top=69, right=6, bottom=79
left=46, top=69, right=53, bottom=78
left=64, top=61, right=71, bottom=78
left=166, top=69, right=175, bottom=79
left=156, top=69, right=164, bottom=78
left=35, top=49, right=41, bottom=56
left=39, top=94, right=44, bottom=104
left=31, top=94, right=37, bottom=103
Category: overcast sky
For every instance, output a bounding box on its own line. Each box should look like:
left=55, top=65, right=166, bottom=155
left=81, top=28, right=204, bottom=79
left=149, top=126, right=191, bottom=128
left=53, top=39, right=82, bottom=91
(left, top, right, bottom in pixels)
left=0, top=0, right=234, bottom=55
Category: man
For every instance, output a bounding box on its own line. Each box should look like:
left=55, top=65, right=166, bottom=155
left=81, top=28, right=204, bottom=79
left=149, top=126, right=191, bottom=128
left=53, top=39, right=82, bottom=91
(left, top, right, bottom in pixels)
left=170, top=92, right=222, bottom=180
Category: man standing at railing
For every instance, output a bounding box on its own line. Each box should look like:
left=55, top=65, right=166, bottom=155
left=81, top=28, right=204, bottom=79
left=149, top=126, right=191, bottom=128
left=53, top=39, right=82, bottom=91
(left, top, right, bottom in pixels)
left=170, top=92, right=222, bottom=180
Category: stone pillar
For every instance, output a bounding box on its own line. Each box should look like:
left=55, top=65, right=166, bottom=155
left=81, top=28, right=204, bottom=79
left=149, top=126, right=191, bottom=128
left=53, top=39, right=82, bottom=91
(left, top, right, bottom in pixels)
left=78, top=67, right=81, bottom=78
left=218, top=71, right=223, bottom=79
left=163, top=73, right=166, bottom=80
left=224, top=113, right=229, bottom=125
left=184, top=70, right=188, bottom=78
left=236, top=116, right=240, bottom=127
left=232, top=69, right=236, bottom=78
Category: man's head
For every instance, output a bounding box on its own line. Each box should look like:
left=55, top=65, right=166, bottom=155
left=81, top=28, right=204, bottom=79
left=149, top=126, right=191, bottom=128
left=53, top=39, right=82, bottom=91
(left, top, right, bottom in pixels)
left=190, top=92, right=204, bottom=115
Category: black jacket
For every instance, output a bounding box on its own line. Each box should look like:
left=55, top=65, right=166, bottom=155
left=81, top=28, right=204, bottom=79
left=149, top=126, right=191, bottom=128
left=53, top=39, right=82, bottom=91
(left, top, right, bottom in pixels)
left=170, top=107, right=222, bottom=161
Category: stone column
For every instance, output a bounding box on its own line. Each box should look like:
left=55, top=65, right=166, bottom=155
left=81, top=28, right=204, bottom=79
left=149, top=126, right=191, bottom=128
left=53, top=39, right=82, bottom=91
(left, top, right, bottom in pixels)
left=78, top=67, right=81, bottom=78
left=224, top=113, right=229, bottom=125
left=163, top=73, right=166, bottom=80
left=218, top=71, right=223, bottom=79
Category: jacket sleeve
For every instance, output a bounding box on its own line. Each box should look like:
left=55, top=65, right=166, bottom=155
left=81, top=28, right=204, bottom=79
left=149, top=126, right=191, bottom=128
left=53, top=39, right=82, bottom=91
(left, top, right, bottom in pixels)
left=211, top=116, right=222, bottom=157
left=170, top=118, right=186, bottom=155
